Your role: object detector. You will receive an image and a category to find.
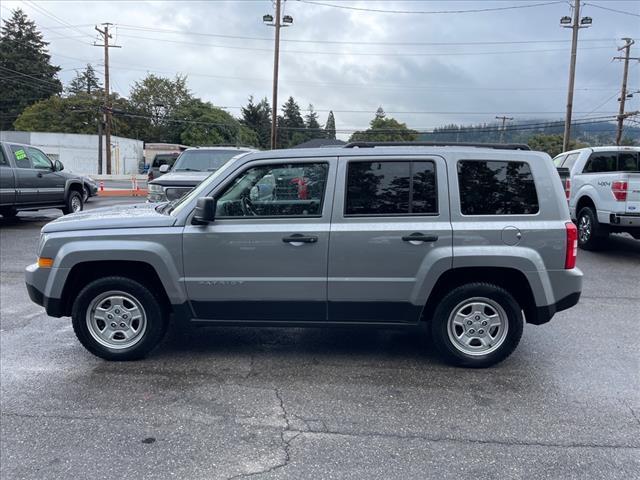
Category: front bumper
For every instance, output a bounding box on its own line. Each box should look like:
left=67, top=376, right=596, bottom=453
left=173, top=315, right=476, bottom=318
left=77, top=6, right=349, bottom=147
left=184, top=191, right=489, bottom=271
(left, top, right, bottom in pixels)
left=25, top=263, right=65, bottom=317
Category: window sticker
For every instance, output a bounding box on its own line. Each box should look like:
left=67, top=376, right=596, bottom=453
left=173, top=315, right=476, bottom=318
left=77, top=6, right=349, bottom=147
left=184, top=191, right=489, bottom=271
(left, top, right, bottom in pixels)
left=14, top=149, right=27, bottom=161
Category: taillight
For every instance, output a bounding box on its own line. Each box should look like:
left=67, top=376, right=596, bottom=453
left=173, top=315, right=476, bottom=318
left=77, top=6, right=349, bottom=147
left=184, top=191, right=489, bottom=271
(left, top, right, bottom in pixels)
left=565, top=222, right=577, bottom=269
left=564, top=178, right=571, bottom=200
left=611, top=181, right=627, bottom=201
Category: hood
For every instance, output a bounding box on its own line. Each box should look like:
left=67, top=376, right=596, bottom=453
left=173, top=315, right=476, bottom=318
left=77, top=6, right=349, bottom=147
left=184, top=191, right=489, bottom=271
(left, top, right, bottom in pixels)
left=42, top=202, right=177, bottom=233
left=150, top=170, right=211, bottom=187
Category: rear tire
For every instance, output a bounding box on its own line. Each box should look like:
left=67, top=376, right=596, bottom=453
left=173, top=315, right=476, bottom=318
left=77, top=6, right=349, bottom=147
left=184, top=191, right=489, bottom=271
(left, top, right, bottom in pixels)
left=577, top=206, right=607, bottom=250
left=71, top=276, right=168, bottom=361
left=62, top=190, right=83, bottom=214
left=0, top=207, right=18, bottom=218
left=430, top=283, right=523, bottom=368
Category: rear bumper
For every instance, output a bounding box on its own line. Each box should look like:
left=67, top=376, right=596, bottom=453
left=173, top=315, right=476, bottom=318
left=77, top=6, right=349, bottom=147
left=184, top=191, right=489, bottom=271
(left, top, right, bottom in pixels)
left=610, top=213, right=640, bottom=227
left=531, top=291, right=581, bottom=325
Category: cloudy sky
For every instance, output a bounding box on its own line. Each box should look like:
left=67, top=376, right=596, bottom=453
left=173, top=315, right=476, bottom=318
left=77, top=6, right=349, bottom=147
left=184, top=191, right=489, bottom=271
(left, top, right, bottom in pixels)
left=2, top=0, right=639, bottom=137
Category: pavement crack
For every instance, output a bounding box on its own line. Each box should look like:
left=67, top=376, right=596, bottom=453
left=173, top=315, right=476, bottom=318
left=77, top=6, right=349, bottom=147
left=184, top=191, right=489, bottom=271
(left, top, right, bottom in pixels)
left=620, top=399, right=640, bottom=427
left=227, top=388, right=299, bottom=480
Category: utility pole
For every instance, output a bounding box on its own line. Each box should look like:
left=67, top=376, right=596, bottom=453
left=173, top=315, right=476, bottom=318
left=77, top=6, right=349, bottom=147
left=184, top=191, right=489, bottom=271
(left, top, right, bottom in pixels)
left=560, top=0, right=592, bottom=152
left=496, top=115, right=513, bottom=143
left=271, top=0, right=281, bottom=150
left=613, top=38, right=639, bottom=145
left=263, top=1, right=293, bottom=150
left=94, top=23, right=120, bottom=174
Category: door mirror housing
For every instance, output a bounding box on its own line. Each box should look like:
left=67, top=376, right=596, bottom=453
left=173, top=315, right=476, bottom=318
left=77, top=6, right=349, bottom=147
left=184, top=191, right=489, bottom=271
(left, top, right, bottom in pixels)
left=54, top=160, right=64, bottom=171
left=192, top=197, right=216, bottom=225
left=159, top=164, right=170, bottom=173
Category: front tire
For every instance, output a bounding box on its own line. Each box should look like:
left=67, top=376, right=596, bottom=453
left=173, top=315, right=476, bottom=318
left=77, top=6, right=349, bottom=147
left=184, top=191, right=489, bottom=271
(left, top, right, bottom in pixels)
left=72, top=276, right=168, bottom=360
left=83, top=185, right=90, bottom=203
left=577, top=206, right=607, bottom=250
left=62, top=190, right=83, bottom=214
left=430, top=283, right=523, bottom=368
left=0, top=207, right=18, bottom=218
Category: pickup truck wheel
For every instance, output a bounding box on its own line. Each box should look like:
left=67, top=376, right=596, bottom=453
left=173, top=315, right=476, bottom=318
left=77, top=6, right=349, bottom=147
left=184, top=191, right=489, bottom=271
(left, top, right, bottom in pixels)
left=430, top=283, right=523, bottom=368
left=83, top=185, right=90, bottom=203
left=62, top=190, right=83, bottom=214
left=72, top=276, right=168, bottom=360
left=577, top=206, right=607, bottom=250
left=0, top=207, right=18, bottom=218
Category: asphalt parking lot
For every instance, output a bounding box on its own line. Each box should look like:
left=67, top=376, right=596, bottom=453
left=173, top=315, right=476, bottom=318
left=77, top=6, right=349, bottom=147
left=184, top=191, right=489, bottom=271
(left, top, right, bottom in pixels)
left=1, top=197, right=639, bottom=480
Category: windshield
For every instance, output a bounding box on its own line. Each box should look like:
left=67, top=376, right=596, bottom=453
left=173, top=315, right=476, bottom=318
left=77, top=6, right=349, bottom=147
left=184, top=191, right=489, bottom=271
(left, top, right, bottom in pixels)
left=173, top=149, right=245, bottom=172
left=168, top=157, right=241, bottom=216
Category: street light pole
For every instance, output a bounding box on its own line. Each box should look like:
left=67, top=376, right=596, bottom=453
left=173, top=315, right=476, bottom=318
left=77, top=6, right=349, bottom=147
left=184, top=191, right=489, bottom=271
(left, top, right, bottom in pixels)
left=271, top=0, right=282, bottom=150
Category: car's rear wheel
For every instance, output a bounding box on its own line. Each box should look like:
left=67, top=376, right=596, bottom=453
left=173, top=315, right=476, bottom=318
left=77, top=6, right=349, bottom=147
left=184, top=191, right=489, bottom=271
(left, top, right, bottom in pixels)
left=62, top=190, right=83, bottom=214
left=0, top=207, right=18, bottom=218
left=430, top=283, right=523, bottom=368
left=72, top=276, right=168, bottom=360
left=577, top=206, right=607, bottom=250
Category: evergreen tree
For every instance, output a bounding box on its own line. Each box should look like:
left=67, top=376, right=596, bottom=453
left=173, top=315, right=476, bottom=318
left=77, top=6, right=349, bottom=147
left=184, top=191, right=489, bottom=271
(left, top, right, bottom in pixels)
left=305, top=104, right=321, bottom=139
left=241, top=95, right=271, bottom=149
left=278, top=96, right=305, bottom=148
left=375, top=106, right=386, bottom=119
left=68, top=64, right=102, bottom=95
left=0, top=8, right=62, bottom=130
left=324, top=111, right=336, bottom=140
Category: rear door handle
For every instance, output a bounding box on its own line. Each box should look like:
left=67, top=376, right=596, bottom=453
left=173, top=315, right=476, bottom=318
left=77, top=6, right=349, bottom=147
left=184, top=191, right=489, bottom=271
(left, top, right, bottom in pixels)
left=402, top=232, right=438, bottom=243
left=283, top=234, right=318, bottom=244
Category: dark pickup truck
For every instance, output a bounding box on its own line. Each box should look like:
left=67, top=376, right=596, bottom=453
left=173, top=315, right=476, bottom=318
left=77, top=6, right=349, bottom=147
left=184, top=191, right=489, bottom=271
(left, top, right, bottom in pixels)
left=0, top=141, right=85, bottom=217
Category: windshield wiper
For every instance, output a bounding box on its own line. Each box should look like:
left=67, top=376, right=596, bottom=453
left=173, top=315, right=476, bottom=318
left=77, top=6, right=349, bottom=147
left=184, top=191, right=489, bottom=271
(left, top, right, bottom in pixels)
left=175, top=168, right=200, bottom=172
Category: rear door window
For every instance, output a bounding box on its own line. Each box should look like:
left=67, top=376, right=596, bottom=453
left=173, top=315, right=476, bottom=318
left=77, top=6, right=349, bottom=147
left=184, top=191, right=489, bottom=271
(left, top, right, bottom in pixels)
left=457, top=160, right=539, bottom=215
left=345, top=160, right=437, bottom=216
left=583, top=152, right=617, bottom=173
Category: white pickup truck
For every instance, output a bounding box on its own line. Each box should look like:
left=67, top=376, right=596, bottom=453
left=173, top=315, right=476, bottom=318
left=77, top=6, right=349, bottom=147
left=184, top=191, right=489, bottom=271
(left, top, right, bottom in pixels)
left=553, top=146, right=640, bottom=249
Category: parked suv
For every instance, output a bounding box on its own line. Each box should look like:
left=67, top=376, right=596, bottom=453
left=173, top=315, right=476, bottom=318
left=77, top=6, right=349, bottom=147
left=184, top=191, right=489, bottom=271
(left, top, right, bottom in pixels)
left=26, top=142, right=582, bottom=367
left=1, top=141, right=85, bottom=217
left=147, top=146, right=255, bottom=203
left=553, top=146, right=640, bottom=249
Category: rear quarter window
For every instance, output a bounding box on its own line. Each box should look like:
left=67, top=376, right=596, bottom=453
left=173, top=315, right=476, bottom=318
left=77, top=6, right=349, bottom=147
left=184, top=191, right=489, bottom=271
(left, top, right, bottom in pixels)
left=618, top=152, right=639, bottom=171
left=583, top=152, right=617, bottom=173
left=457, top=160, right=539, bottom=215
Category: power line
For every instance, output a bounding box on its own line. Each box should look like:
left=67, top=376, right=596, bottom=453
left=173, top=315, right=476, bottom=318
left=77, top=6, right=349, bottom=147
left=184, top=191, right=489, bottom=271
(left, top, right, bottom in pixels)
left=21, top=0, right=94, bottom=45
left=583, top=2, right=640, bottom=17
left=116, top=32, right=612, bottom=57
left=297, top=0, right=565, bottom=15
left=115, top=24, right=617, bottom=47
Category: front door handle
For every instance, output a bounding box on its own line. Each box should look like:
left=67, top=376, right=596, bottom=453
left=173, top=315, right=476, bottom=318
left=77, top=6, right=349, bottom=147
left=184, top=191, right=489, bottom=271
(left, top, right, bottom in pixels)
left=402, top=232, right=438, bottom=243
left=37, top=172, right=43, bottom=178
left=283, top=234, right=318, bottom=244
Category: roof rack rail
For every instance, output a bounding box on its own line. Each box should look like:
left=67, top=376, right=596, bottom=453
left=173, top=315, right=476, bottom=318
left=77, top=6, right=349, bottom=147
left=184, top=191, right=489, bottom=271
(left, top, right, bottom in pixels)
left=343, top=141, right=531, bottom=151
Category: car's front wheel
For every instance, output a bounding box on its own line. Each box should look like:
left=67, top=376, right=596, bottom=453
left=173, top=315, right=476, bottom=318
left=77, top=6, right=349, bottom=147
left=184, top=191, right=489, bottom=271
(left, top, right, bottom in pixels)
left=430, top=283, right=523, bottom=368
left=83, top=185, right=90, bottom=203
left=62, top=190, right=83, bottom=214
left=72, top=276, right=168, bottom=360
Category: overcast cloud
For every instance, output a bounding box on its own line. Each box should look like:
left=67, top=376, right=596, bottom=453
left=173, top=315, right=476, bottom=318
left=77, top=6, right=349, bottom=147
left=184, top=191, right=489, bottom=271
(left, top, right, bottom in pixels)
left=2, top=0, right=639, bottom=138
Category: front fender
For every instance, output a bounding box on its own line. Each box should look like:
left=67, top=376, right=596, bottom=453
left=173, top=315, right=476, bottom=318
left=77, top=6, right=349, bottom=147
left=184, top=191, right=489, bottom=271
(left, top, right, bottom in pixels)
left=44, top=239, right=187, bottom=304
left=64, top=179, right=83, bottom=198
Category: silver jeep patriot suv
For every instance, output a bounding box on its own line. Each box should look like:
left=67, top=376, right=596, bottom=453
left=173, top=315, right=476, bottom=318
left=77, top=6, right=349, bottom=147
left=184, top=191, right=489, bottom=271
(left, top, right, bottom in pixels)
left=25, top=142, right=583, bottom=367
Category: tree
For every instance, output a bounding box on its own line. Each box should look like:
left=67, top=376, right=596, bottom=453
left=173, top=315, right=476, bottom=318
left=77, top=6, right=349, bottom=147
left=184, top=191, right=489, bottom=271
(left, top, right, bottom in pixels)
left=0, top=8, right=62, bottom=130
left=67, top=64, right=102, bottom=95
left=305, top=104, right=321, bottom=139
left=241, top=96, right=271, bottom=149
left=175, top=98, right=258, bottom=147
left=128, top=74, right=193, bottom=142
left=349, top=112, right=418, bottom=142
left=278, top=96, right=305, bottom=148
left=527, top=133, right=586, bottom=157
left=324, top=111, right=336, bottom=139
left=14, top=91, right=133, bottom=137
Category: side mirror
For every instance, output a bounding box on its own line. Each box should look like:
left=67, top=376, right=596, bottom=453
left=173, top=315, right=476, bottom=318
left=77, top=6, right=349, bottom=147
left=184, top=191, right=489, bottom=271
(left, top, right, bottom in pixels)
left=159, top=164, right=170, bottom=173
left=192, top=197, right=216, bottom=225
left=55, top=160, right=64, bottom=171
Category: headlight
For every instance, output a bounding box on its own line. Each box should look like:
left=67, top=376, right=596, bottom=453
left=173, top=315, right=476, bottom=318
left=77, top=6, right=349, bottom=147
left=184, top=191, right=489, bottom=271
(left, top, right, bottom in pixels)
left=148, top=184, right=163, bottom=193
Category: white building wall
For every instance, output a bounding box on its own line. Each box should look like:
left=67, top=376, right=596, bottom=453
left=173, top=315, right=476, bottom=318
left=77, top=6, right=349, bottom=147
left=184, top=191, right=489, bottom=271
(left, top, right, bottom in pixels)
left=0, top=131, right=144, bottom=175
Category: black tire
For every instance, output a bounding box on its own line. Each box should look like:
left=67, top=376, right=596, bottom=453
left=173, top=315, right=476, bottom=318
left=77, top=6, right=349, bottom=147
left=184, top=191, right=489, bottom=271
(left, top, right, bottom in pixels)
left=83, top=185, right=90, bottom=203
left=577, top=206, right=607, bottom=250
left=0, top=207, right=18, bottom=218
left=430, top=283, right=523, bottom=368
left=71, top=276, right=168, bottom=361
left=62, top=190, right=83, bottom=215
